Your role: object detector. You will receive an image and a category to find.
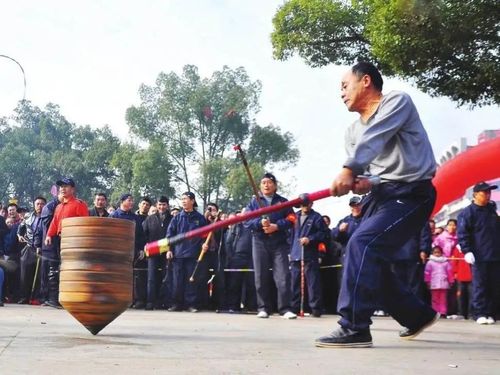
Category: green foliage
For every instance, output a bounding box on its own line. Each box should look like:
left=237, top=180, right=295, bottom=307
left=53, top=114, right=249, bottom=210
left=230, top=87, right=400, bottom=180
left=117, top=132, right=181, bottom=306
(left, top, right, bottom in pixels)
left=272, top=0, right=371, bottom=66
left=1, top=65, right=299, bottom=211
left=248, top=124, right=299, bottom=166
left=0, top=101, right=175, bottom=209
left=127, top=64, right=299, bottom=209
left=224, top=162, right=265, bottom=211
left=272, top=0, right=500, bottom=107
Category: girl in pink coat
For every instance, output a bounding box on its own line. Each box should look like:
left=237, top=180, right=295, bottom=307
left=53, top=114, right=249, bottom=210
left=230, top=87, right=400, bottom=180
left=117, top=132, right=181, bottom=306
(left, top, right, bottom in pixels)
left=432, top=219, right=458, bottom=257
left=424, top=246, right=455, bottom=316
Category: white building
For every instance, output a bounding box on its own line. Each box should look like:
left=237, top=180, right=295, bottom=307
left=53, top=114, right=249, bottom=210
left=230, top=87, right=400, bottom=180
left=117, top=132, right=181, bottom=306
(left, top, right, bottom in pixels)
left=433, top=129, right=500, bottom=227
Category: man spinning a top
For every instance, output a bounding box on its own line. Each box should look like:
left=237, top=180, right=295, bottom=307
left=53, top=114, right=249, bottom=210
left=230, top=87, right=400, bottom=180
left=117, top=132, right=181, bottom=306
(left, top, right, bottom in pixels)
left=316, top=62, right=439, bottom=348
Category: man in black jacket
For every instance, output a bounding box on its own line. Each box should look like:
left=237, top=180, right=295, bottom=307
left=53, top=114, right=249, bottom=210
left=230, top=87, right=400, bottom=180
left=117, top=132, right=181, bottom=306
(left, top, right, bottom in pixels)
left=88, top=193, right=109, bottom=217
left=142, top=196, right=172, bottom=310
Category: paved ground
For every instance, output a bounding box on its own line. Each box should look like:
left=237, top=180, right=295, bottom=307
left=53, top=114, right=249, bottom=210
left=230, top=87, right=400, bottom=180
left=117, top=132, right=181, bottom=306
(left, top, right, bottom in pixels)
left=1, top=305, right=499, bottom=374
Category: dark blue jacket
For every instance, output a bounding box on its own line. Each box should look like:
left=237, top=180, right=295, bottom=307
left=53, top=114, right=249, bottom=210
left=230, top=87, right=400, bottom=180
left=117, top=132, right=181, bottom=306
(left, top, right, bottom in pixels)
left=393, top=224, right=432, bottom=261
left=290, top=209, right=328, bottom=261
left=41, top=198, right=59, bottom=254
left=0, top=216, right=8, bottom=254
left=110, top=208, right=145, bottom=251
left=244, top=193, right=294, bottom=245
left=166, top=209, right=207, bottom=258
left=225, top=223, right=253, bottom=267
left=458, top=202, right=500, bottom=262
left=3, top=223, right=20, bottom=257
left=331, top=214, right=362, bottom=247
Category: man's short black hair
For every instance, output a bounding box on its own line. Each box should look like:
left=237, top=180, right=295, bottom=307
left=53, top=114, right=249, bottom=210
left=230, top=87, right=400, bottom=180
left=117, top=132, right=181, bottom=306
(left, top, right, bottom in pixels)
left=140, top=196, right=153, bottom=205
left=352, top=62, right=383, bottom=92
left=7, top=203, right=18, bottom=210
left=34, top=196, right=47, bottom=203
left=446, top=219, right=457, bottom=226
left=95, top=192, right=107, bottom=200
left=207, top=202, right=219, bottom=211
left=158, top=196, right=169, bottom=204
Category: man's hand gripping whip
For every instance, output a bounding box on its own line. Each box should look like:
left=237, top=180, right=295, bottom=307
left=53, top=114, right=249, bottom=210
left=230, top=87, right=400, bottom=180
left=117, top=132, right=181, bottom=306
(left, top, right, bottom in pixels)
left=189, top=211, right=222, bottom=283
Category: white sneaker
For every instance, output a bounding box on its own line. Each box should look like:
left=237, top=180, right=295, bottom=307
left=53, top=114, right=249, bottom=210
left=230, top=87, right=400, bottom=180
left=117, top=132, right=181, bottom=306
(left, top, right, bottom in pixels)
left=282, top=311, right=297, bottom=319
left=486, top=317, right=496, bottom=325
left=257, top=311, right=269, bottom=319
left=476, top=316, right=488, bottom=325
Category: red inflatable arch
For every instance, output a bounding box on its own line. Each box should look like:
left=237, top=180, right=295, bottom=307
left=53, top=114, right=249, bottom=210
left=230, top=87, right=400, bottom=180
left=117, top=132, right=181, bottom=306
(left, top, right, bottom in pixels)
left=432, top=137, right=500, bottom=216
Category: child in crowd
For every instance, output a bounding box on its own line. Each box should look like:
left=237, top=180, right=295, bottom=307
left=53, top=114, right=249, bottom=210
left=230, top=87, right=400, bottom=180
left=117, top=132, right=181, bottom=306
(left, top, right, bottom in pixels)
left=432, top=219, right=458, bottom=257
left=424, top=245, right=454, bottom=316
left=432, top=219, right=459, bottom=314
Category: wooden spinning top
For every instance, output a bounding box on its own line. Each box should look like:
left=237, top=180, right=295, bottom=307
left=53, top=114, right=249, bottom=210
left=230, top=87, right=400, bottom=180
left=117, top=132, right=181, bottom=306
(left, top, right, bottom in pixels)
left=59, top=217, right=135, bottom=335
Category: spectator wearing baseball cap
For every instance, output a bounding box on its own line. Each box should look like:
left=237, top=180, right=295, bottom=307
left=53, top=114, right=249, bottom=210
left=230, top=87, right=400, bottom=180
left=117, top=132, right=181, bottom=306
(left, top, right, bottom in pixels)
left=331, top=196, right=364, bottom=297
left=472, top=181, right=498, bottom=193
left=457, top=181, right=500, bottom=325
left=56, top=177, right=75, bottom=187
left=45, top=177, right=88, bottom=308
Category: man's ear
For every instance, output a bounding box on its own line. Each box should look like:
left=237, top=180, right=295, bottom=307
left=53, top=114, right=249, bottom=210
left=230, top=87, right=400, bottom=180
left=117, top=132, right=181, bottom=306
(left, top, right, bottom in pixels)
left=362, top=74, right=372, bottom=88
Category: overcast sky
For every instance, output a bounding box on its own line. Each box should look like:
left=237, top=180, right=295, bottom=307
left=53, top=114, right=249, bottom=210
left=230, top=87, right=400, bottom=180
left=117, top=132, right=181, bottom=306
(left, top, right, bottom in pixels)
left=1, top=1, right=498, bottom=222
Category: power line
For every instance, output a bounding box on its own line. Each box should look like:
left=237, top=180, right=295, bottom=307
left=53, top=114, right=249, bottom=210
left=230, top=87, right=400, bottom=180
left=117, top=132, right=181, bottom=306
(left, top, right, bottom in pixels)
left=0, top=54, right=27, bottom=101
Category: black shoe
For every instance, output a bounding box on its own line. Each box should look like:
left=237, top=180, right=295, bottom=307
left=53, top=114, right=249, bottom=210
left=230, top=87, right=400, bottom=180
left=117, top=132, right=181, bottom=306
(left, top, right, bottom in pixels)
left=145, top=303, right=154, bottom=311
left=44, top=300, right=63, bottom=309
left=399, top=312, right=440, bottom=340
left=17, top=298, right=28, bottom=305
left=312, top=310, right=322, bottom=318
left=187, top=307, right=198, bottom=313
left=133, top=301, right=146, bottom=309
left=0, top=302, right=4, bottom=307
left=168, top=305, right=182, bottom=312
left=315, top=327, right=373, bottom=348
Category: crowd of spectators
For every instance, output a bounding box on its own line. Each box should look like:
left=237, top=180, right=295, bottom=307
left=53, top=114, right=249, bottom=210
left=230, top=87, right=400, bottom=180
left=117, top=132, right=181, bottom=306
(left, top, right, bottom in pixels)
left=0, top=177, right=498, bottom=326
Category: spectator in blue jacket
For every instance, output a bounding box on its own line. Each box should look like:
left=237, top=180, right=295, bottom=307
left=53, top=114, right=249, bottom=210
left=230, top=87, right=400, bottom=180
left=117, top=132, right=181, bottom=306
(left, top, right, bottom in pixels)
left=111, top=193, right=147, bottom=309
left=391, top=224, right=432, bottom=303
left=245, top=173, right=296, bottom=319
left=3, top=216, right=22, bottom=303
left=458, top=181, right=500, bottom=325
left=166, top=192, right=207, bottom=312
left=331, top=196, right=363, bottom=289
left=224, top=209, right=257, bottom=312
left=289, top=202, right=329, bottom=317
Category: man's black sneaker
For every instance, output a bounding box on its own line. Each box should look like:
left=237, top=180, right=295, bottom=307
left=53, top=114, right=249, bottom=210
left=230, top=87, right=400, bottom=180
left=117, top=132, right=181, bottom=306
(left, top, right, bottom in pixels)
left=145, top=303, right=154, bottom=311
left=315, top=327, right=373, bottom=348
left=312, top=310, right=322, bottom=318
left=44, top=300, right=63, bottom=309
left=399, top=312, right=440, bottom=340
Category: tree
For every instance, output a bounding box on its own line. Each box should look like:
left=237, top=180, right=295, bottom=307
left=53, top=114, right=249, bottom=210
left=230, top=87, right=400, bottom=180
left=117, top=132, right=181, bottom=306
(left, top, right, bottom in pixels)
left=1, top=102, right=123, bottom=207
left=271, top=0, right=500, bottom=107
left=126, top=65, right=299, bottom=209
